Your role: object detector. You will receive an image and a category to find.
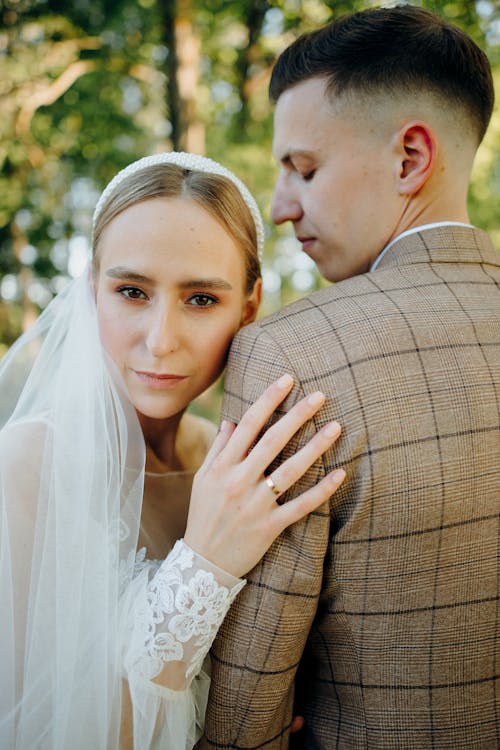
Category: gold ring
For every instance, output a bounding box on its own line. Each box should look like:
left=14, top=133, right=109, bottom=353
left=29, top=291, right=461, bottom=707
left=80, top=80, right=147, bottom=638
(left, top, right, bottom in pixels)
left=265, top=475, right=281, bottom=498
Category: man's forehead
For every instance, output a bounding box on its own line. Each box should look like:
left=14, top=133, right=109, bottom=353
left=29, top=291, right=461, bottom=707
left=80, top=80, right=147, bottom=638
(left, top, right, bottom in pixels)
left=272, top=98, right=350, bottom=163
left=272, top=81, right=332, bottom=159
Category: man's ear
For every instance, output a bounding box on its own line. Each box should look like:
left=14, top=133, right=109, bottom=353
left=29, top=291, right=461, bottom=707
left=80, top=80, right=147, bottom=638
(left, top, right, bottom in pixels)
left=396, top=121, right=437, bottom=196
left=241, top=277, right=262, bottom=326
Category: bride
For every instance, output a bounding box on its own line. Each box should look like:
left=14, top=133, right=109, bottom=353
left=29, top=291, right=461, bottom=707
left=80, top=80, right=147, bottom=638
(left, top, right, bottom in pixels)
left=0, top=152, right=345, bottom=749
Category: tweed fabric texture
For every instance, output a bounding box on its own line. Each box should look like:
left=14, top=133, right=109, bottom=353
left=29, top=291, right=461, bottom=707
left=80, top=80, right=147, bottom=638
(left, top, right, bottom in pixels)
left=198, top=226, right=500, bottom=749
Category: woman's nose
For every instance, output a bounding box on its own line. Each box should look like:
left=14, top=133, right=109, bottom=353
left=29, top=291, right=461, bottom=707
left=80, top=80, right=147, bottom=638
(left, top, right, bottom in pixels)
left=145, top=303, right=179, bottom=358
left=270, top=174, right=303, bottom=226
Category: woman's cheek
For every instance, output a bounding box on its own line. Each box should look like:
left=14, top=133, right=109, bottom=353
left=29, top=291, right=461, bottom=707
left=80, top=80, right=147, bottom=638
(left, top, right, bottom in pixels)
left=97, top=309, right=123, bottom=361
left=206, top=324, right=239, bottom=375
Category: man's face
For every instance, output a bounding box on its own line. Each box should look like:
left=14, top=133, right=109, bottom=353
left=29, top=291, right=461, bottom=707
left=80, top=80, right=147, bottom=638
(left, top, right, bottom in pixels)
left=271, top=78, right=407, bottom=282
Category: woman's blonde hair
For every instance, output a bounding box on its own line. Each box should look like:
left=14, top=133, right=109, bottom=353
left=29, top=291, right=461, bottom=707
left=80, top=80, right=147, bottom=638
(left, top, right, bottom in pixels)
left=92, top=164, right=261, bottom=293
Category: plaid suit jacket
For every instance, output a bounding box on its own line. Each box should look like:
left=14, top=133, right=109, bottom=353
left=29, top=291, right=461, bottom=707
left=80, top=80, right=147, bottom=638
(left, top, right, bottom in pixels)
left=198, top=226, right=500, bottom=749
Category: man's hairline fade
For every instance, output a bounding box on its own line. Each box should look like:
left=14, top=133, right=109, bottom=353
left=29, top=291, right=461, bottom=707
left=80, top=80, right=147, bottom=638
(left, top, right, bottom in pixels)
left=268, top=5, right=494, bottom=147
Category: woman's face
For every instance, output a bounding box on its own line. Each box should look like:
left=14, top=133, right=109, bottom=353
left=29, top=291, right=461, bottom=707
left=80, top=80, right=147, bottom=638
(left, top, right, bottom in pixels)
left=94, top=196, right=261, bottom=421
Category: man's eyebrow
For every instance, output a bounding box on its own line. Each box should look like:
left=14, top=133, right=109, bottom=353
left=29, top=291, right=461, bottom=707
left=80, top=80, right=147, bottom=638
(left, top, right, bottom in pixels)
left=105, top=267, right=233, bottom=291
left=279, top=149, right=317, bottom=166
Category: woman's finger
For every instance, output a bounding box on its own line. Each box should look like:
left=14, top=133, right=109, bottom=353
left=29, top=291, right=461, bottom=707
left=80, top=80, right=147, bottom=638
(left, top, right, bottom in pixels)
left=201, top=419, right=236, bottom=467
left=272, top=468, right=346, bottom=531
left=263, top=420, right=341, bottom=502
left=242, top=391, right=329, bottom=477
left=216, top=374, right=295, bottom=463
left=290, top=716, right=305, bottom=734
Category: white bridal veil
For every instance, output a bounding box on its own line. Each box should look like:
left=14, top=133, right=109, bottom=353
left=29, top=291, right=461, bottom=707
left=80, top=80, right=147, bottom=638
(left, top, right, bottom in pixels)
left=0, top=269, right=146, bottom=748
left=0, top=151, right=264, bottom=749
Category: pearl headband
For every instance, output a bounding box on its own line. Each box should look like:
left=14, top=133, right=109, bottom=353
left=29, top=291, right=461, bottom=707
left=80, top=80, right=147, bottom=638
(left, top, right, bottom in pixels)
left=92, top=151, right=265, bottom=260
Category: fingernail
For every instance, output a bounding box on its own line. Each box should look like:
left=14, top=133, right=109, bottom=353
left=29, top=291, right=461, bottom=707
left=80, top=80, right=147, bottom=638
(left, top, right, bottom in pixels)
left=277, top=373, right=293, bottom=389
left=307, top=391, right=325, bottom=407
left=219, top=419, right=232, bottom=434
left=323, top=421, right=341, bottom=438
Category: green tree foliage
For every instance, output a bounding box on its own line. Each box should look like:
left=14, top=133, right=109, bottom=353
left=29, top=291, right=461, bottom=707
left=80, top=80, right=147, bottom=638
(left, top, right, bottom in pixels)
left=0, top=0, right=499, bottom=352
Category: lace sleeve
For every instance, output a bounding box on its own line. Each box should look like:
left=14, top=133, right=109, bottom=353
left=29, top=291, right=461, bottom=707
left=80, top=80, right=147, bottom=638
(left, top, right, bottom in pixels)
left=120, top=540, right=245, bottom=749
left=125, top=539, right=245, bottom=687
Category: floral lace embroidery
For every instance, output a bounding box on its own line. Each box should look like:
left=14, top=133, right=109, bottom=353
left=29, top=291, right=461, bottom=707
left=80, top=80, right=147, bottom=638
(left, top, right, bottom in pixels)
left=133, top=546, right=156, bottom=578
left=127, top=540, right=244, bottom=682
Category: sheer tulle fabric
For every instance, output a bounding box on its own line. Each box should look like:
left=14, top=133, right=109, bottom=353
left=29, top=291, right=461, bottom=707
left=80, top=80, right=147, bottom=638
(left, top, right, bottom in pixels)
left=0, top=271, right=228, bottom=749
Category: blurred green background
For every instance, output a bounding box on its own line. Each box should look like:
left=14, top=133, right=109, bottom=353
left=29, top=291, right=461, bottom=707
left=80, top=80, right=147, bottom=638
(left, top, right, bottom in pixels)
left=1, top=0, right=499, bottom=417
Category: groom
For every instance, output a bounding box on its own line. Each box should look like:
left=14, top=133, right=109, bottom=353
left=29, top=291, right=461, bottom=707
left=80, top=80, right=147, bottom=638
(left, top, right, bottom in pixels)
left=200, top=6, right=500, bottom=748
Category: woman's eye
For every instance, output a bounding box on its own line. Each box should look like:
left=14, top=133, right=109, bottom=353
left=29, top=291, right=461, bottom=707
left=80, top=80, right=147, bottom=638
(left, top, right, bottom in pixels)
left=117, top=286, right=147, bottom=300
left=187, top=293, right=218, bottom=308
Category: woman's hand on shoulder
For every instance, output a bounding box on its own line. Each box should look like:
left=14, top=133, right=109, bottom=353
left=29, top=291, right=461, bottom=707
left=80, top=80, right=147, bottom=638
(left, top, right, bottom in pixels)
left=184, top=374, right=345, bottom=578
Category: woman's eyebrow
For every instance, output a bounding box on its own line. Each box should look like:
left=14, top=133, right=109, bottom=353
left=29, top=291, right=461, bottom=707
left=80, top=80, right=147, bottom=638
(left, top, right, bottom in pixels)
left=105, top=266, right=153, bottom=283
left=180, top=278, right=233, bottom=291
left=105, top=267, right=233, bottom=291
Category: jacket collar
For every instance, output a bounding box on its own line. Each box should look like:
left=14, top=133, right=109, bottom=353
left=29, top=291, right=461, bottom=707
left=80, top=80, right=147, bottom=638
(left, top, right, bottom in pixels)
left=374, top=225, right=499, bottom=271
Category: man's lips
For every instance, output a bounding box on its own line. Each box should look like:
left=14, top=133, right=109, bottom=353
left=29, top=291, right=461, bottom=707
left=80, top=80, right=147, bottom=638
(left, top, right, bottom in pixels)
left=133, top=370, right=187, bottom=389
left=297, top=236, right=316, bottom=252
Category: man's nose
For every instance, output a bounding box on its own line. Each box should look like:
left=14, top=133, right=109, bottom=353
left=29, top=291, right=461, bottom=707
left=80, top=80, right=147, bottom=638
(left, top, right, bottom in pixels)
left=146, top=303, right=179, bottom=358
left=270, top=175, right=303, bottom=225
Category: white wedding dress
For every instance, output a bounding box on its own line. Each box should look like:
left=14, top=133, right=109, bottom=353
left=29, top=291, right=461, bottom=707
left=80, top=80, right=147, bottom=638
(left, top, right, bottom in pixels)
left=0, top=271, right=243, bottom=749
left=119, top=467, right=244, bottom=750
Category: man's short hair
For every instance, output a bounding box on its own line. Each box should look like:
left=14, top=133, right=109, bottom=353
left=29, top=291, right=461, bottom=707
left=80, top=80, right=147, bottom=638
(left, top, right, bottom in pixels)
left=269, top=5, right=494, bottom=144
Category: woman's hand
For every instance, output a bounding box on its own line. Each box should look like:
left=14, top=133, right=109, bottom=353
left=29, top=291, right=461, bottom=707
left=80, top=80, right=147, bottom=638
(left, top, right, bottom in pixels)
left=184, top=374, right=345, bottom=578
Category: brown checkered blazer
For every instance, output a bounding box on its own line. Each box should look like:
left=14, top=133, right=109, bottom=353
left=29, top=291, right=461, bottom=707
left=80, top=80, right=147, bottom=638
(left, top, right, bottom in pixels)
left=198, top=226, right=500, bottom=749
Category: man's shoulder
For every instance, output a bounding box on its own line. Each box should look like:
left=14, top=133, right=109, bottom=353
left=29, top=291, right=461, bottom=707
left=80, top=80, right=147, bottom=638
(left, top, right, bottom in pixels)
left=250, top=233, right=500, bottom=339
left=234, top=247, right=499, bottom=360
left=229, top=273, right=394, bottom=370
left=249, top=270, right=399, bottom=335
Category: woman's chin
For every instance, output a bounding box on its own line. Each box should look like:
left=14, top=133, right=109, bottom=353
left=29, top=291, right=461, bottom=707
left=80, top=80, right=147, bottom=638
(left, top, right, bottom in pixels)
left=132, top=398, right=189, bottom=423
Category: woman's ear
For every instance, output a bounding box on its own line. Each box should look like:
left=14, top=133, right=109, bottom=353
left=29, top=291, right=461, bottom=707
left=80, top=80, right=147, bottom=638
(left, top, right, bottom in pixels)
left=241, top=277, right=262, bottom=326
left=396, top=120, right=437, bottom=196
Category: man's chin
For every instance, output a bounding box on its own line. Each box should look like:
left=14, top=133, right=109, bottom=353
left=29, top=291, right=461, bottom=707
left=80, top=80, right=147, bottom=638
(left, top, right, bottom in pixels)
left=320, top=255, right=375, bottom=283
left=317, top=259, right=349, bottom=284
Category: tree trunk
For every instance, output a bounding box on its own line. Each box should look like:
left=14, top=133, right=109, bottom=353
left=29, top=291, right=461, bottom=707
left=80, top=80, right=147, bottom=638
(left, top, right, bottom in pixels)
left=233, top=0, right=269, bottom=138
left=159, top=0, right=204, bottom=153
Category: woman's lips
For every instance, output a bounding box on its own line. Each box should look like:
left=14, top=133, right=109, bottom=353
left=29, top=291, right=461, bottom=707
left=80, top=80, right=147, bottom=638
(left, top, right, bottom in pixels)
left=133, top=371, right=187, bottom=390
